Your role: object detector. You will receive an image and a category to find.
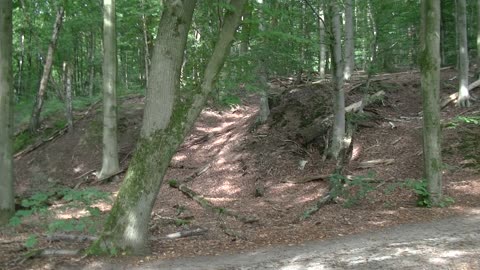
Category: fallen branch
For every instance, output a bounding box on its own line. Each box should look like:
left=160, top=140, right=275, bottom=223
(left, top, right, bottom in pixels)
left=16, top=249, right=81, bottom=265
left=298, top=90, right=385, bottom=144
left=14, top=126, right=68, bottom=159
left=171, top=182, right=259, bottom=224
left=441, top=79, right=480, bottom=109
left=151, top=227, right=208, bottom=241
left=358, top=159, right=395, bottom=169
left=282, top=174, right=329, bottom=184
left=300, top=193, right=333, bottom=221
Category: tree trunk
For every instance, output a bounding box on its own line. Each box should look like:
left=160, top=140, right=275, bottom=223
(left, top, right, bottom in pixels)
left=87, top=0, right=246, bottom=255
left=255, top=0, right=270, bottom=124
left=477, top=0, right=480, bottom=78
left=319, top=8, right=327, bottom=79
left=98, top=0, right=120, bottom=179
left=88, top=32, right=95, bottom=97
left=0, top=0, right=14, bottom=225
left=29, top=7, right=65, bottom=132
left=141, top=0, right=150, bottom=89
left=65, top=63, right=73, bottom=133
left=328, top=0, right=346, bottom=160
left=456, top=0, right=471, bottom=107
left=344, top=0, right=355, bottom=80
left=420, top=0, right=442, bottom=205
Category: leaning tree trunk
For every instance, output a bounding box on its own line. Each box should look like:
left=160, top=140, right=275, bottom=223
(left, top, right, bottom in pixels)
left=0, top=0, right=14, bottom=225
left=328, top=0, right=346, bottom=160
left=87, top=0, right=246, bottom=255
left=29, top=7, right=64, bottom=132
left=98, top=0, right=120, bottom=179
left=456, top=0, right=471, bottom=107
left=343, top=0, right=355, bottom=80
left=420, top=0, right=442, bottom=205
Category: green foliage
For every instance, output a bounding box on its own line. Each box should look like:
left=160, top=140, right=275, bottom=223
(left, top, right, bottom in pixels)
left=13, top=131, right=35, bottom=153
left=385, top=179, right=455, bottom=208
left=168, top=179, right=178, bottom=188
left=446, top=116, right=480, bottom=129
left=329, top=172, right=376, bottom=208
left=9, top=188, right=109, bottom=237
left=220, top=94, right=242, bottom=107
left=24, top=235, right=38, bottom=249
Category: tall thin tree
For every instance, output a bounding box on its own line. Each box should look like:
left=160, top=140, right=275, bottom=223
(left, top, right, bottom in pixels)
left=0, top=0, right=15, bottom=225
left=329, top=0, right=345, bottom=160
left=344, top=0, right=355, bottom=80
left=98, top=0, right=120, bottom=179
left=30, top=6, right=65, bottom=132
left=456, top=0, right=471, bottom=107
left=420, top=0, right=442, bottom=205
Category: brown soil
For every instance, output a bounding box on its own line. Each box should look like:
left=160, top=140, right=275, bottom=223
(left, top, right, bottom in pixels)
left=1, top=69, right=480, bottom=270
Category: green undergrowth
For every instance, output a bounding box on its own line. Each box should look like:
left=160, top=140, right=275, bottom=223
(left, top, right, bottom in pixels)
left=9, top=187, right=111, bottom=249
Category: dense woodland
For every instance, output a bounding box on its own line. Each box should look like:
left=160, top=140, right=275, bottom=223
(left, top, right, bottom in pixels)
left=0, top=0, right=480, bottom=266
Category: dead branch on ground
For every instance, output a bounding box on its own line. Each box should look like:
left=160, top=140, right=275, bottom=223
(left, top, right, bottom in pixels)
left=170, top=182, right=259, bottom=224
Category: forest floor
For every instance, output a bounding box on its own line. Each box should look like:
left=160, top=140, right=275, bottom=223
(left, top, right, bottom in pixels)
left=1, top=68, right=480, bottom=269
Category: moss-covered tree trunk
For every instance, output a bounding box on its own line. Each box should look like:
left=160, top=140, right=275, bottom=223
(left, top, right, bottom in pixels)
left=420, top=0, right=442, bottom=205
left=98, top=0, right=120, bottom=179
left=0, top=0, right=14, bottom=225
left=329, top=0, right=346, bottom=160
left=88, top=0, right=247, bottom=255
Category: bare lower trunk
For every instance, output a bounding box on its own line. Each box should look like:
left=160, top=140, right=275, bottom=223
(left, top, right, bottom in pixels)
left=477, top=0, right=480, bottom=78
left=87, top=0, right=246, bottom=255
left=30, top=7, right=64, bottom=132
left=420, top=0, right=442, bottom=205
left=0, top=0, right=14, bottom=225
left=98, top=0, right=120, bottom=179
left=456, top=0, right=470, bottom=107
left=329, top=0, right=346, bottom=160
left=344, top=0, right=355, bottom=80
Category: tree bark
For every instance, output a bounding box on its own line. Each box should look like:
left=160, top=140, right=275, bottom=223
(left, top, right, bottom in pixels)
left=0, top=0, right=14, bottom=225
left=456, top=0, right=471, bottom=107
left=140, top=0, right=150, bottom=89
left=420, top=0, right=442, bottom=205
left=65, top=63, right=73, bottom=133
left=88, top=32, right=95, bottom=97
left=328, top=0, right=346, bottom=160
left=87, top=0, right=246, bottom=255
left=29, top=7, right=65, bottom=132
left=477, top=0, right=480, bottom=78
left=344, top=0, right=355, bottom=80
left=98, top=0, right=120, bottom=179
left=319, top=7, right=327, bottom=79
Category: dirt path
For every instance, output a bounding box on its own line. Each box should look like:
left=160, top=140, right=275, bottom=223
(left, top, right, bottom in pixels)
left=73, top=211, right=480, bottom=270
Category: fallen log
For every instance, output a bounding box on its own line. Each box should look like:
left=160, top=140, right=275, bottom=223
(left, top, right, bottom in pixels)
left=14, top=126, right=68, bottom=159
left=170, top=182, right=259, bottom=224
left=298, top=90, right=385, bottom=144
left=441, top=79, right=480, bottom=109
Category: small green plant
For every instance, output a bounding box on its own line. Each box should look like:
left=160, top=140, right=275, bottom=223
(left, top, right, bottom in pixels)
left=389, top=179, right=456, bottom=208
left=168, top=179, right=179, bottom=188
left=24, top=235, right=38, bottom=249
left=14, top=131, right=35, bottom=153
left=329, top=172, right=376, bottom=208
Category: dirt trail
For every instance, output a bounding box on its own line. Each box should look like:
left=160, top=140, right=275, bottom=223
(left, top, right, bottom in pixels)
left=62, top=211, right=480, bottom=269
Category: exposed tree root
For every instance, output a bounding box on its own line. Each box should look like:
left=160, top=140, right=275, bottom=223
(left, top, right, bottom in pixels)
left=170, top=182, right=259, bottom=224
